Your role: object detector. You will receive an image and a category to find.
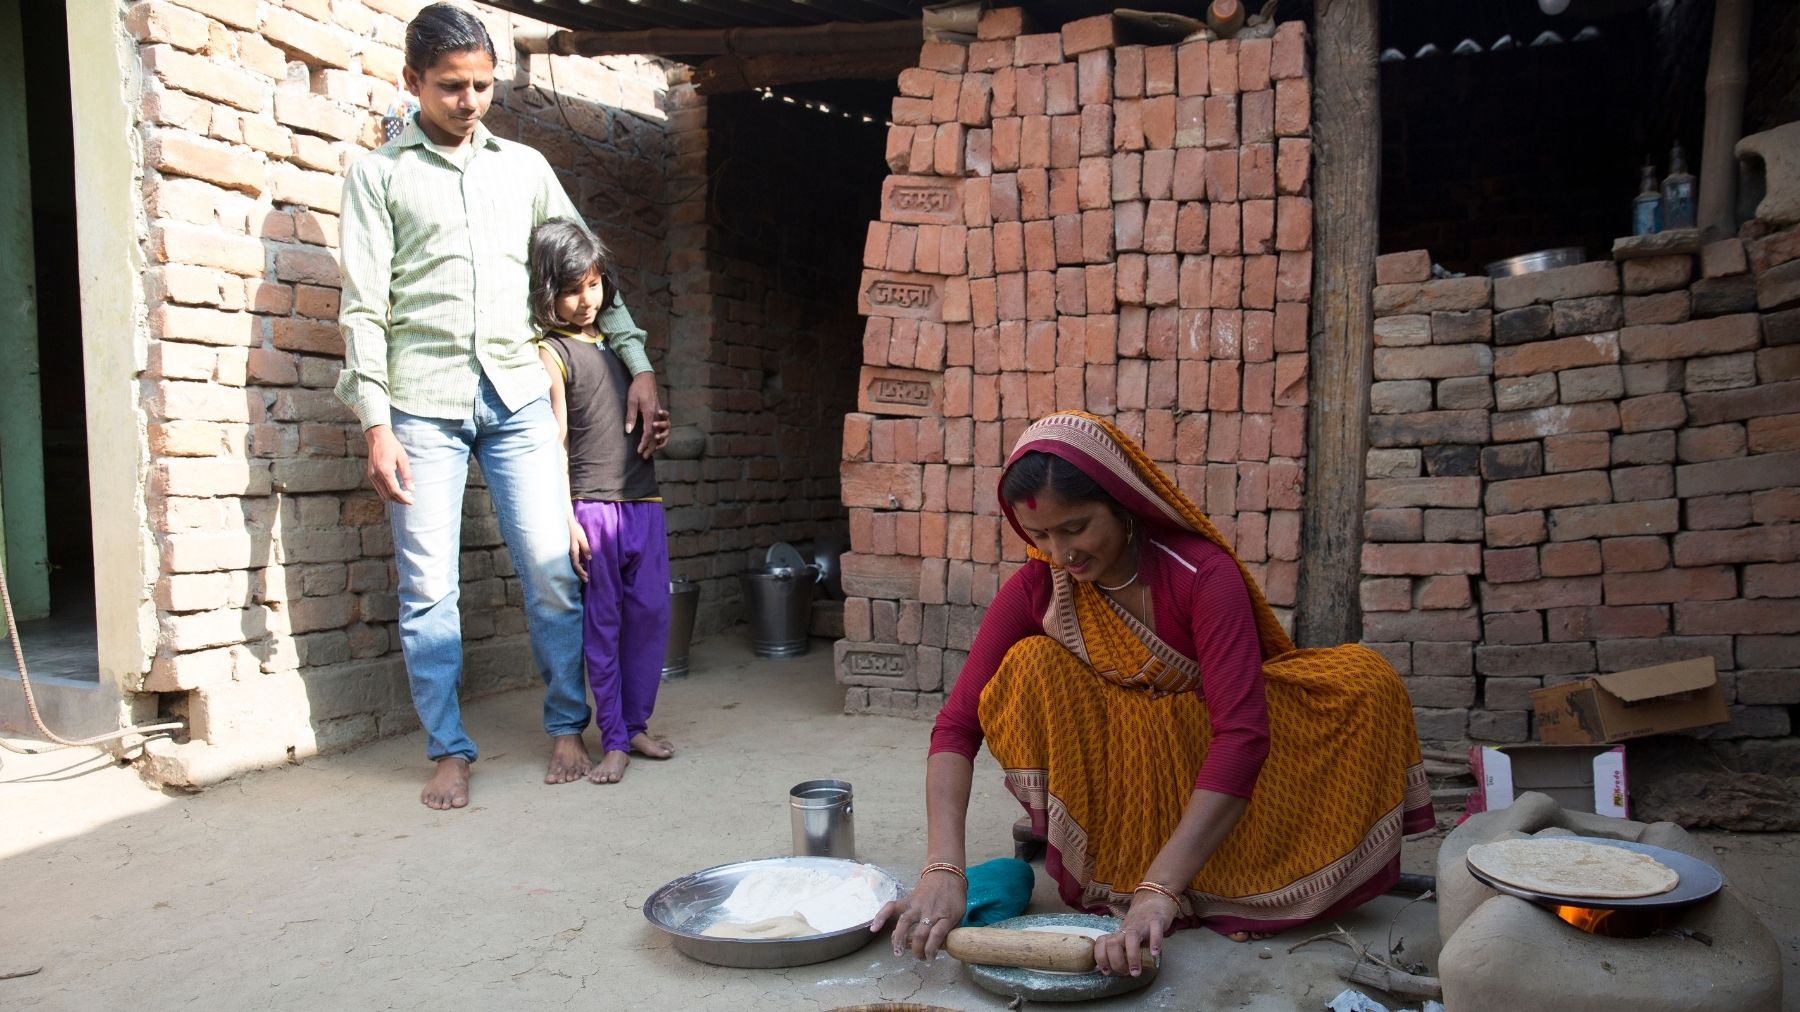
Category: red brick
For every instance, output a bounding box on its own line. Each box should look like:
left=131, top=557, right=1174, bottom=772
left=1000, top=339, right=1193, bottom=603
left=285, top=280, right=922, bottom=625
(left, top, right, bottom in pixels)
left=1060, top=14, right=1117, bottom=55
left=1602, top=566, right=1737, bottom=606
left=1485, top=511, right=1548, bottom=547
left=1372, top=344, right=1492, bottom=380
left=1275, top=196, right=1311, bottom=252
left=1415, top=575, right=1471, bottom=610
left=260, top=6, right=354, bottom=69
left=1274, top=77, right=1309, bottom=136
left=1078, top=49, right=1112, bottom=106
left=1485, top=471, right=1611, bottom=515
left=1374, top=277, right=1492, bottom=315
left=1686, top=380, right=1800, bottom=426
left=1748, top=413, right=1800, bottom=453
left=1540, top=540, right=1602, bottom=577
left=1363, top=543, right=1481, bottom=576
left=1676, top=451, right=1800, bottom=497
left=1481, top=576, right=1602, bottom=612
left=1144, top=46, right=1177, bottom=97
left=1376, top=251, right=1432, bottom=286
left=1210, top=256, right=1242, bottom=310
left=1745, top=562, right=1800, bottom=599
left=1491, top=333, right=1619, bottom=378
left=1484, top=611, right=1545, bottom=645
left=1549, top=605, right=1669, bottom=642
left=1363, top=608, right=1480, bottom=643
left=1674, top=599, right=1800, bottom=635
left=1547, top=499, right=1679, bottom=542
left=1493, top=261, right=1618, bottom=311
left=1619, top=313, right=1761, bottom=362
left=977, top=6, right=1030, bottom=39
left=1275, top=137, right=1311, bottom=196
left=1491, top=402, right=1620, bottom=442
left=1621, top=254, right=1692, bottom=294
left=1677, top=423, right=1747, bottom=463
left=142, top=44, right=266, bottom=113
left=1599, top=535, right=1670, bottom=573
left=1543, top=431, right=1610, bottom=473
left=1207, top=39, right=1239, bottom=95
left=1484, top=547, right=1540, bottom=584
left=1673, top=527, right=1800, bottom=566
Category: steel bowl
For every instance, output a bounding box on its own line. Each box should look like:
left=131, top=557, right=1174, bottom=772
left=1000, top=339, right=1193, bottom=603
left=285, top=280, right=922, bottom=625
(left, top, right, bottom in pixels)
left=643, top=856, right=903, bottom=968
left=1484, top=246, right=1587, bottom=278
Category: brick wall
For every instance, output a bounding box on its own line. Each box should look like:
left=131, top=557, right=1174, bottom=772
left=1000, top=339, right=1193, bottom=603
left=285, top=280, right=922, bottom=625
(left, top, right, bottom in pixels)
left=1363, top=229, right=1800, bottom=746
left=837, top=12, right=1315, bottom=717
left=654, top=89, right=877, bottom=634
left=128, top=0, right=676, bottom=778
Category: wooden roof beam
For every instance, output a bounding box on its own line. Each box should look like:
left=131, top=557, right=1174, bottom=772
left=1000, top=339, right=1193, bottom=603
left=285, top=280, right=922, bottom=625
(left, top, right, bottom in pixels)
left=536, top=17, right=923, bottom=58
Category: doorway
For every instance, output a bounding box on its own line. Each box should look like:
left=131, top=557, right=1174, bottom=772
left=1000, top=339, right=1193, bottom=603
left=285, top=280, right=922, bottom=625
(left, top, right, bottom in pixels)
left=1, top=0, right=100, bottom=729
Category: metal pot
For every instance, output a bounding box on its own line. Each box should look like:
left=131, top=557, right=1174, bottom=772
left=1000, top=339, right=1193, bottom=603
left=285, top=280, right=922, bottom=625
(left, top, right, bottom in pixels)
left=642, top=856, right=902, bottom=968
left=1485, top=246, right=1587, bottom=278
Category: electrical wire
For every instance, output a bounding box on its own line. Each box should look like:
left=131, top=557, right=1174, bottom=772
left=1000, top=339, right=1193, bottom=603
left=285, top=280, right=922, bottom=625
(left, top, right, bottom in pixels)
left=0, top=566, right=186, bottom=764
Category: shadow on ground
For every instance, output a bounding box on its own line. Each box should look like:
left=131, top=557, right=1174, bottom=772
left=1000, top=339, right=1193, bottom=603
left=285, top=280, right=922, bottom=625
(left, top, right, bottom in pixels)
left=1, top=631, right=1792, bottom=1010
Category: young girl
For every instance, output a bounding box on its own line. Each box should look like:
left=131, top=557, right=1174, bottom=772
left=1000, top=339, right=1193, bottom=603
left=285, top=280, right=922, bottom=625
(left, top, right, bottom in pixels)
left=529, top=218, right=674, bottom=785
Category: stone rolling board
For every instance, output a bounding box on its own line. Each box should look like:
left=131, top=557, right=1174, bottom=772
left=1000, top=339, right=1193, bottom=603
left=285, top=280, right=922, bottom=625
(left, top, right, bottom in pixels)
left=1436, top=792, right=1782, bottom=1012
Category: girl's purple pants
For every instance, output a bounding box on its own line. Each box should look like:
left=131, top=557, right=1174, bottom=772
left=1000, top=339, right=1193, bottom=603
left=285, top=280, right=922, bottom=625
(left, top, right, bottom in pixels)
left=572, top=500, right=670, bottom=753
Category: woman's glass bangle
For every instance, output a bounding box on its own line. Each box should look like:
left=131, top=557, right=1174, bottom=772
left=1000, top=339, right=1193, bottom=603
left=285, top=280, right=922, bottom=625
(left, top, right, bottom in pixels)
left=921, top=862, right=968, bottom=883
left=1133, top=880, right=1183, bottom=906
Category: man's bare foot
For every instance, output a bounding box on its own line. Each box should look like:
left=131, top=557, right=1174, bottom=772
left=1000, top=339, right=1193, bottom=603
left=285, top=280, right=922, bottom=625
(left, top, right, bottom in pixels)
left=422, top=757, right=471, bottom=810
left=630, top=731, right=674, bottom=759
left=589, top=749, right=630, bottom=784
left=545, top=734, right=591, bottom=784
left=1226, top=930, right=1273, bottom=942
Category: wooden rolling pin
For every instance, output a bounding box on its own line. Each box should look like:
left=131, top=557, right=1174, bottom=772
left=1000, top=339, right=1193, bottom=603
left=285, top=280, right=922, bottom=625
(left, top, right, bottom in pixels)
left=943, top=927, right=1155, bottom=973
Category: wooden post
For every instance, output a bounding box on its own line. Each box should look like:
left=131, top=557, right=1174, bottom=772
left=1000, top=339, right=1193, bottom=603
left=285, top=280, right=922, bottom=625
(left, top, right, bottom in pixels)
left=1294, top=0, right=1379, bottom=648
left=1697, top=0, right=1751, bottom=237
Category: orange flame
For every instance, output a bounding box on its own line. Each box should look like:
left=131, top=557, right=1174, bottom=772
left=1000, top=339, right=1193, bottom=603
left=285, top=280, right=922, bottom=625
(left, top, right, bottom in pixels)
left=1554, top=905, right=1615, bottom=934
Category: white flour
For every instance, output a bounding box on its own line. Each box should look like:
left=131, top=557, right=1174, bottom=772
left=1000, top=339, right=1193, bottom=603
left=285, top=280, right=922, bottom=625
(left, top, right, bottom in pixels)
left=717, top=865, right=890, bottom=933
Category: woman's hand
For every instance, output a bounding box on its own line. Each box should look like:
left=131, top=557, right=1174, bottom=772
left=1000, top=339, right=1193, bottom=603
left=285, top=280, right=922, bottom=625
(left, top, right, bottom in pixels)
left=870, top=871, right=966, bottom=960
left=1093, top=888, right=1176, bottom=976
left=567, top=515, right=591, bottom=582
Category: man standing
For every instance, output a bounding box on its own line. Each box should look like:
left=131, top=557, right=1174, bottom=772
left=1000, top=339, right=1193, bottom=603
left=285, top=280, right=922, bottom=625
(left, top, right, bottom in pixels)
left=336, top=4, right=663, bottom=809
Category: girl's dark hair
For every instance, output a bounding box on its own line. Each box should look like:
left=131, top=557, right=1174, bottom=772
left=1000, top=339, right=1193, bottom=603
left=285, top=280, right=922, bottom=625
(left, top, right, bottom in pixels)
left=528, top=218, right=616, bottom=331
left=1002, top=451, right=1126, bottom=516
left=405, top=3, right=497, bottom=73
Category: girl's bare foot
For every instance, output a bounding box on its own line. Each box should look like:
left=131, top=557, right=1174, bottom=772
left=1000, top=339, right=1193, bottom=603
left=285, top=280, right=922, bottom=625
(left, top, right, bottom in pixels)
left=545, top=734, right=591, bottom=784
left=1226, top=931, right=1273, bottom=942
left=422, top=757, right=471, bottom=810
left=630, top=732, right=673, bottom=759
left=589, top=749, right=630, bottom=784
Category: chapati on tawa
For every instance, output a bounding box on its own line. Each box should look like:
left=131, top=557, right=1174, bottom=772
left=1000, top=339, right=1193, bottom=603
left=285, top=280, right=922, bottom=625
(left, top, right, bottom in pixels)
left=1466, top=838, right=1680, bottom=899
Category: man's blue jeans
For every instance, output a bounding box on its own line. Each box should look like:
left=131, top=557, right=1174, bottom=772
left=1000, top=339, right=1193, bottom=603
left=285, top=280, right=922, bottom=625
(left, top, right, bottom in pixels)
left=388, top=376, right=588, bottom=762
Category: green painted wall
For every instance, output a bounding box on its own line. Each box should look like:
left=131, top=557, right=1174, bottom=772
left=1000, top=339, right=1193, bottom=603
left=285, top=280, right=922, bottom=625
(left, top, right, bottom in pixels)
left=0, top=0, right=50, bottom=619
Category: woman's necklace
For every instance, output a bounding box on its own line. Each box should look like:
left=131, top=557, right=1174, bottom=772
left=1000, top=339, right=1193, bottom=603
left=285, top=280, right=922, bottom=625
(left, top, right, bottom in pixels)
left=1097, top=544, right=1141, bottom=593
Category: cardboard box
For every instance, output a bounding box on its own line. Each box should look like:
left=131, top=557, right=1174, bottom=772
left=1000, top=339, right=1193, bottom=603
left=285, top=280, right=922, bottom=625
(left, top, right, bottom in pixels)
left=1464, top=744, right=1629, bottom=819
left=1530, top=657, right=1729, bottom=745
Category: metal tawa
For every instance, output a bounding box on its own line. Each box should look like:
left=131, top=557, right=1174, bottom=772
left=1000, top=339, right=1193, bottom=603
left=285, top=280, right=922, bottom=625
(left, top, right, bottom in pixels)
left=962, top=913, right=1159, bottom=1003
left=1464, top=836, right=1724, bottom=911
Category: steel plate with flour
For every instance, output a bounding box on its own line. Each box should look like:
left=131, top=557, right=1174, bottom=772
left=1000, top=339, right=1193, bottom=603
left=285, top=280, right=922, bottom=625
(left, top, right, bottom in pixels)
left=963, top=913, right=1159, bottom=1003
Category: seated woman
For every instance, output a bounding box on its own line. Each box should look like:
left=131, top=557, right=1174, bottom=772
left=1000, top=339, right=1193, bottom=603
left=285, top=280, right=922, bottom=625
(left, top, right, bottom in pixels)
left=872, top=412, right=1432, bottom=976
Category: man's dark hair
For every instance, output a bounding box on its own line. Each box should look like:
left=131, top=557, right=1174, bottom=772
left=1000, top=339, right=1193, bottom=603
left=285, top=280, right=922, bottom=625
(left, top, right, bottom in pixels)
left=405, top=3, right=497, bottom=73
left=527, top=218, right=616, bottom=332
left=1001, top=451, right=1126, bottom=517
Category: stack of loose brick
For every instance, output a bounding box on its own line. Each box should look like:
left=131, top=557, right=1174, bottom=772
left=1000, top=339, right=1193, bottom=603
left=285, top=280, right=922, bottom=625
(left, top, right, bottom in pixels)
left=1360, top=250, right=1494, bottom=738
left=839, top=9, right=1315, bottom=717
left=131, top=0, right=673, bottom=763
left=1362, top=227, right=1800, bottom=745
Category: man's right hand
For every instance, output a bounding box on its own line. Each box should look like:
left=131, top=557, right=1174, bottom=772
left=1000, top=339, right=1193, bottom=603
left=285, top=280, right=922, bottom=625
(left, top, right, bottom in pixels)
left=365, top=424, right=415, bottom=505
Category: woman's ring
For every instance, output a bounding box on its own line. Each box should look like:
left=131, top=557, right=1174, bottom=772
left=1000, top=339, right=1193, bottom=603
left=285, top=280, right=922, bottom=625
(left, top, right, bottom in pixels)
left=919, top=916, right=933, bottom=927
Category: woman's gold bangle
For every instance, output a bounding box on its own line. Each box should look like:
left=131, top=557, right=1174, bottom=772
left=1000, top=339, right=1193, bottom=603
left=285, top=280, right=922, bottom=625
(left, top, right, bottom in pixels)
left=921, top=862, right=968, bottom=884
left=1133, top=880, right=1183, bottom=906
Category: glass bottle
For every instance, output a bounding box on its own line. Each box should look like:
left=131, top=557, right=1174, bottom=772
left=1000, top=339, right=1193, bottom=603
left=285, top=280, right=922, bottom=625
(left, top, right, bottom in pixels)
left=1661, top=143, right=1696, bottom=230
left=1632, top=159, right=1663, bottom=236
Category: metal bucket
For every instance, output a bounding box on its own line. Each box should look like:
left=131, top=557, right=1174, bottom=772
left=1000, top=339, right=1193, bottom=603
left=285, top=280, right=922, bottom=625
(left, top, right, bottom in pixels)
left=789, top=779, right=855, bottom=860
left=662, top=580, right=701, bottom=680
left=739, top=565, right=817, bottom=658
